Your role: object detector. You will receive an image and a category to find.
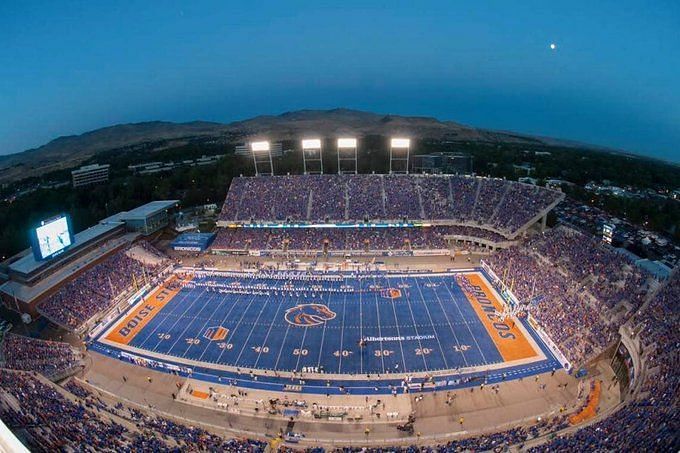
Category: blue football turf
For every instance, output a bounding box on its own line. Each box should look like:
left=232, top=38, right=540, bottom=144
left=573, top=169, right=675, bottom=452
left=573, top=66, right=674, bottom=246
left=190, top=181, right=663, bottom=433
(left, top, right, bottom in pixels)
left=125, top=273, right=519, bottom=374
left=92, top=271, right=564, bottom=393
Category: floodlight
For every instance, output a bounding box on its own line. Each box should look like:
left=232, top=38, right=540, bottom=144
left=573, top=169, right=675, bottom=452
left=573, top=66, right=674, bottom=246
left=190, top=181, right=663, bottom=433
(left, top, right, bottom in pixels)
left=301, top=138, right=324, bottom=174
left=251, top=141, right=270, bottom=152
left=337, top=138, right=357, bottom=148
left=302, top=139, right=322, bottom=149
left=391, top=138, right=410, bottom=148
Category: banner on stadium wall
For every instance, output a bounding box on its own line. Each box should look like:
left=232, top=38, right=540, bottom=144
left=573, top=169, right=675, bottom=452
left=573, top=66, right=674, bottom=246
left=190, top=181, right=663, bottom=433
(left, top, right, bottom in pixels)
left=225, top=250, right=248, bottom=256
left=174, top=246, right=202, bottom=252
left=120, top=351, right=192, bottom=374
left=412, top=249, right=451, bottom=256
left=248, top=250, right=261, bottom=256
left=170, top=232, right=216, bottom=252
left=385, top=250, right=414, bottom=257
left=211, top=249, right=241, bottom=256
left=527, top=314, right=571, bottom=370
left=240, top=222, right=429, bottom=229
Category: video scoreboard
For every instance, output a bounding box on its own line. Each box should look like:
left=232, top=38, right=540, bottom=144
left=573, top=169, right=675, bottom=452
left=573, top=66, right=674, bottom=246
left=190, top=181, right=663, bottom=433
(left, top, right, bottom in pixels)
left=30, top=214, right=75, bottom=261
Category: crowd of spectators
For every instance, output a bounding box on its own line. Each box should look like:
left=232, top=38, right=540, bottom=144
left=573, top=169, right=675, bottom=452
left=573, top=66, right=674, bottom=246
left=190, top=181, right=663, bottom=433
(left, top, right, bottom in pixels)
left=472, top=177, right=506, bottom=223
left=223, top=175, right=311, bottom=221
left=531, top=228, right=649, bottom=311
left=384, top=175, right=422, bottom=219
left=0, top=371, right=133, bottom=451
left=487, top=244, right=616, bottom=366
left=1, top=334, right=83, bottom=379
left=212, top=225, right=508, bottom=252
left=0, top=370, right=267, bottom=452
left=219, top=174, right=561, bottom=235
left=64, top=380, right=267, bottom=451
left=38, top=241, right=168, bottom=331
left=347, top=174, right=386, bottom=220
left=485, top=226, right=651, bottom=366
left=529, top=272, right=679, bottom=452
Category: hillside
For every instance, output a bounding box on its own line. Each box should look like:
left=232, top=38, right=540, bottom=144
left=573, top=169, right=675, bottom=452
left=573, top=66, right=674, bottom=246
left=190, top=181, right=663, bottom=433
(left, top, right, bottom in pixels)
left=0, top=108, right=586, bottom=184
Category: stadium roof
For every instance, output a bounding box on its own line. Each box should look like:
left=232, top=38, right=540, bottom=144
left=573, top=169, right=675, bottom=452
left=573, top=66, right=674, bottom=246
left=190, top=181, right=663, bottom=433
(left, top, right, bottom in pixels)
left=101, top=200, right=179, bottom=223
left=1, top=234, right=137, bottom=304
left=636, top=259, right=672, bottom=279
left=8, top=222, right=124, bottom=275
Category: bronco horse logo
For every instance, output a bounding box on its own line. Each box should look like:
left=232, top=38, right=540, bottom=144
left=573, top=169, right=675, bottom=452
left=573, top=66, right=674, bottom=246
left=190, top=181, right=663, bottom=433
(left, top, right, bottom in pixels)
left=284, top=304, right=337, bottom=327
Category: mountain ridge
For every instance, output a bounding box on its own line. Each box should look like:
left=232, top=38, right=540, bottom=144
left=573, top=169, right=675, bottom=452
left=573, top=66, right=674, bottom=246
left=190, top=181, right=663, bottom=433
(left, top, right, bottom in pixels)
left=0, top=108, right=635, bottom=183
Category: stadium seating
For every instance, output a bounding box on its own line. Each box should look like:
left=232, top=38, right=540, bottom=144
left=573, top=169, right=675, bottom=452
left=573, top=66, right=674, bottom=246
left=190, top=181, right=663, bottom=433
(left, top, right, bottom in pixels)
left=0, top=370, right=266, bottom=452
left=531, top=228, right=649, bottom=310
left=1, top=334, right=83, bottom=379
left=2, top=242, right=678, bottom=451
left=211, top=225, right=509, bottom=252
left=38, top=241, right=169, bottom=331
left=218, top=174, right=562, bottom=236
left=485, top=227, right=650, bottom=366
left=528, top=271, right=680, bottom=452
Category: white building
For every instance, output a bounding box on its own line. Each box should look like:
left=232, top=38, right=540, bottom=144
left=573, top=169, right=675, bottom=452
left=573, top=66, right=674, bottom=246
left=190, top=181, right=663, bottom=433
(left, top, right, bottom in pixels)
left=71, top=164, right=110, bottom=188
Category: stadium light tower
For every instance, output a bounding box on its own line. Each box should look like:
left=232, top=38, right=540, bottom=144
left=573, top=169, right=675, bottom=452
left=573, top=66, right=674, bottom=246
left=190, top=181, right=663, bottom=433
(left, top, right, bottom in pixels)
left=389, top=137, right=411, bottom=174
left=302, top=138, right=323, bottom=174
left=251, top=141, right=274, bottom=176
left=337, top=137, right=358, bottom=174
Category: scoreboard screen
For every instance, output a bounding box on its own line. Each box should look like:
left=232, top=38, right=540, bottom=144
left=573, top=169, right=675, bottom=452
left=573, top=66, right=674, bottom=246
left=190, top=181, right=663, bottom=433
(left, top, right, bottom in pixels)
left=30, top=214, right=75, bottom=261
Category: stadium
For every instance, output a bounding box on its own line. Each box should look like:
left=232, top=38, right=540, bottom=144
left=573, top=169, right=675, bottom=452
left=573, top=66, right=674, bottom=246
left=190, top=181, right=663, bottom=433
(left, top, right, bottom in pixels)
left=0, top=138, right=677, bottom=452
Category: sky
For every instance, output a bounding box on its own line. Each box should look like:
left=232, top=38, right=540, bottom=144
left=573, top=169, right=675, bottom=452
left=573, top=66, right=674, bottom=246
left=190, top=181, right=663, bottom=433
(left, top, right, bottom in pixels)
left=1, top=0, right=679, bottom=162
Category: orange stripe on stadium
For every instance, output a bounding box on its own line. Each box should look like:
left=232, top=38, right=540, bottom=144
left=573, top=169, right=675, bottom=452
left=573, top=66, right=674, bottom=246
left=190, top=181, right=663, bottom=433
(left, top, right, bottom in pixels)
left=458, top=274, right=537, bottom=362
left=569, top=380, right=601, bottom=425
left=105, top=276, right=187, bottom=345
left=190, top=389, right=210, bottom=399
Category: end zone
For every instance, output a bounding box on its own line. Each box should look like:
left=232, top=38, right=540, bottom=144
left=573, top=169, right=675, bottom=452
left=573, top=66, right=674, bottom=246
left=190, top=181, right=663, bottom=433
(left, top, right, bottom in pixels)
left=457, top=273, right=538, bottom=362
left=104, top=276, right=187, bottom=345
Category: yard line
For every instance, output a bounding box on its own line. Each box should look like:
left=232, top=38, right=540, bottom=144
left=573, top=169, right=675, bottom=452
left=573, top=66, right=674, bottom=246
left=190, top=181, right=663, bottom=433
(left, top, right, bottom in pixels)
left=145, top=281, right=212, bottom=352
left=425, top=274, right=469, bottom=367
left=137, top=281, right=200, bottom=350
left=273, top=323, right=292, bottom=370
left=214, top=274, right=263, bottom=365
left=414, top=276, right=450, bottom=370
left=164, top=282, right=222, bottom=355
left=184, top=284, right=240, bottom=359
left=359, top=275, right=365, bottom=375
left=398, top=274, right=428, bottom=371
left=372, top=273, right=386, bottom=374
left=442, top=273, right=489, bottom=363
left=315, top=278, right=340, bottom=370
left=385, top=274, right=407, bottom=372
left=195, top=278, right=250, bottom=363
left=254, top=295, right=287, bottom=368
left=293, top=327, right=308, bottom=372
left=233, top=286, right=273, bottom=364
left=337, top=279, right=348, bottom=374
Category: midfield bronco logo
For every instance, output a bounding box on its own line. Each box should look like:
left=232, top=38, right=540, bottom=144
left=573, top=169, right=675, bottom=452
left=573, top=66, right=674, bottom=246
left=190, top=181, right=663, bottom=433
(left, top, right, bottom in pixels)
left=284, top=304, right=337, bottom=327
left=203, top=326, right=230, bottom=341
left=380, top=288, right=402, bottom=299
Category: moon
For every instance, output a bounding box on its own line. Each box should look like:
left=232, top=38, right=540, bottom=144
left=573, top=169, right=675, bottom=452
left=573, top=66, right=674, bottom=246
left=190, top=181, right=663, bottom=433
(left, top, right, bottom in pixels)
left=550, top=43, right=557, bottom=50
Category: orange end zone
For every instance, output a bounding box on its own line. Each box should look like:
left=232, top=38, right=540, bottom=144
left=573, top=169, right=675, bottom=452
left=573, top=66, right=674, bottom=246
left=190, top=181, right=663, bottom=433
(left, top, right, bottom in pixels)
left=457, top=273, right=538, bottom=362
left=105, top=276, right=187, bottom=345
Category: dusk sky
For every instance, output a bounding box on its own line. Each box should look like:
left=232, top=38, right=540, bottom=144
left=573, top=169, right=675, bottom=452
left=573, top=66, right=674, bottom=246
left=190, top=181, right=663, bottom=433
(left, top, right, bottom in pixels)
left=2, top=0, right=679, bottom=162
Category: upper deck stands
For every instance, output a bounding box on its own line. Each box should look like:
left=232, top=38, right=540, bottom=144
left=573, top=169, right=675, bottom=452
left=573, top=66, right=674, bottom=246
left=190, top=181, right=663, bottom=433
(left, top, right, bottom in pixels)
left=218, top=174, right=563, bottom=237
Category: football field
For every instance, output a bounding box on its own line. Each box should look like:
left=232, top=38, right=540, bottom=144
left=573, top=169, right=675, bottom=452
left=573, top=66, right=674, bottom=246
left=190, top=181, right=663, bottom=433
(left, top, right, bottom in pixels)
left=95, top=269, right=560, bottom=387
